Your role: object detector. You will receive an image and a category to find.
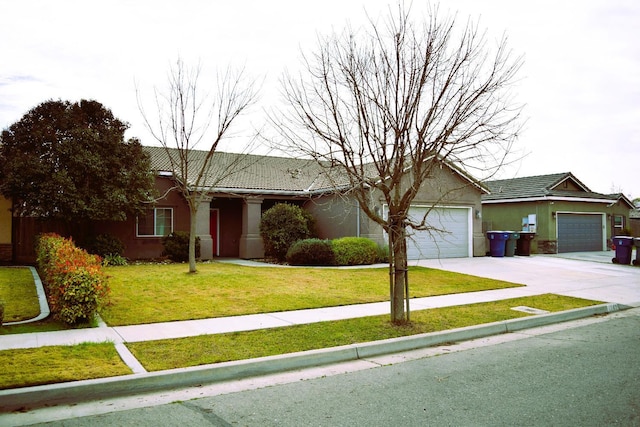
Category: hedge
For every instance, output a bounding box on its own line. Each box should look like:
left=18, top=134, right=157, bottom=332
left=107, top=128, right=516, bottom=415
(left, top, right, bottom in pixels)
left=332, top=237, right=379, bottom=266
left=286, top=239, right=336, bottom=266
left=36, top=233, right=109, bottom=325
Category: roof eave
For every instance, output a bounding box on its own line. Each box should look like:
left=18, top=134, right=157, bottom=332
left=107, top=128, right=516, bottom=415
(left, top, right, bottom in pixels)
left=192, top=186, right=340, bottom=197
left=482, top=195, right=619, bottom=204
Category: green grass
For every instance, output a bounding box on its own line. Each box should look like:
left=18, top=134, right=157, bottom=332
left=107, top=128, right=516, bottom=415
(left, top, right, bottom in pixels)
left=0, top=318, right=97, bottom=335
left=100, top=262, right=523, bottom=326
left=0, top=342, right=132, bottom=390
left=0, top=267, right=40, bottom=323
left=0, top=266, right=97, bottom=335
left=128, top=294, right=601, bottom=371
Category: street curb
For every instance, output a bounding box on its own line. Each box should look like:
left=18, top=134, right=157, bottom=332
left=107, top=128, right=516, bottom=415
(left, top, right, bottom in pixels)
left=3, top=267, right=50, bottom=326
left=0, top=303, right=626, bottom=413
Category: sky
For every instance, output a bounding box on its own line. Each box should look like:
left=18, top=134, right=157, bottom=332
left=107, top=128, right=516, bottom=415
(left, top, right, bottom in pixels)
left=1, top=0, right=639, bottom=198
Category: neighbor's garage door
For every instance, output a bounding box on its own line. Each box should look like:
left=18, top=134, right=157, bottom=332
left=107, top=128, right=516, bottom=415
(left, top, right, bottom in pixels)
left=557, top=213, right=603, bottom=253
left=405, top=207, right=470, bottom=260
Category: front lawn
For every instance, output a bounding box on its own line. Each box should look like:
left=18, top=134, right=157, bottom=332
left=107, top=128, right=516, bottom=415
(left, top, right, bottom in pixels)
left=100, top=262, right=523, bottom=326
left=0, top=267, right=40, bottom=323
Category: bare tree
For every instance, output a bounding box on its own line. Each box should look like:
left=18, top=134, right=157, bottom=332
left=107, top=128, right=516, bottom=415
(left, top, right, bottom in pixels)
left=138, top=59, right=260, bottom=273
left=275, top=4, right=523, bottom=323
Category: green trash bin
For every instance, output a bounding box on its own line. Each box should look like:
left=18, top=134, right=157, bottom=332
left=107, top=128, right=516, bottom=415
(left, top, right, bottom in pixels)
left=505, top=231, right=520, bottom=257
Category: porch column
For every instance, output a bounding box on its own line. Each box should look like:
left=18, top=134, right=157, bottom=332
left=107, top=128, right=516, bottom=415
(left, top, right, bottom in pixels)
left=196, top=197, right=213, bottom=260
left=239, top=197, right=264, bottom=259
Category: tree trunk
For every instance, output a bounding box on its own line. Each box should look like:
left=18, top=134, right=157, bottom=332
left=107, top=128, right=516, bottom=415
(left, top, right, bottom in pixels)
left=389, top=221, right=409, bottom=324
left=188, top=204, right=198, bottom=273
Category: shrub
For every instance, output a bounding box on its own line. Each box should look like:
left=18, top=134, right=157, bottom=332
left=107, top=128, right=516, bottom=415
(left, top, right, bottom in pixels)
left=36, top=233, right=109, bottom=325
left=260, top=203, right=314, bottom=262
left=332, top=237, right=379, bottom=266
left=86, top=234, right=125, bottom=257
left=103, top=253, right=128, bottom=266
left=286, top=239, right=336, bottom=266
left=162, top=231, right=201, bottom=262
left=376, top=243, right=390, bottom=263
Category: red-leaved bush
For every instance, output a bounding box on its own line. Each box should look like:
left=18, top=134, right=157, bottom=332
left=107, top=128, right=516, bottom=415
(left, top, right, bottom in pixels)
left=36, top=233, right=109, bottom=325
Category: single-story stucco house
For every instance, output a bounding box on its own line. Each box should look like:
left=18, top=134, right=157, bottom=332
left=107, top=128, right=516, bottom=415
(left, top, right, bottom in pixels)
left=3, top=146, right=489, bottom=263
left=117, top=146, right=488, bottom=261
left=482, top=172, right=635, bottom=254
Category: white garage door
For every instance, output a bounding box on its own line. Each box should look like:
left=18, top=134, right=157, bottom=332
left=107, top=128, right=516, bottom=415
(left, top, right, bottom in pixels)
left=405, top=207, right=471, bottom=260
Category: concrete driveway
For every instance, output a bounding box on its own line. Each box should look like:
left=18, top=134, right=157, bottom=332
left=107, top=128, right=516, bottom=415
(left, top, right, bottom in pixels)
left=414, top=251, right=640, bottom=308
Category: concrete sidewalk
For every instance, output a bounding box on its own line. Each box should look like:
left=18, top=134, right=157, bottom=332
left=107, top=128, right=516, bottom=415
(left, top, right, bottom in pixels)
left=1, top=252, right=640, bottom=414
left=2, top=251, right=640, bottom=352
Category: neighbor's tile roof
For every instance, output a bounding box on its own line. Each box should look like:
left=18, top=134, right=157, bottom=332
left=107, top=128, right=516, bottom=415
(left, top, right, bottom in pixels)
left=144, top=146, right=344, bottom=194
left=482, top=172, right=614, bottom=202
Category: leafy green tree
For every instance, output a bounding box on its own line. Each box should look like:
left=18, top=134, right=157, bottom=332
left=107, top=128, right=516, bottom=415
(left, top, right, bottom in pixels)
left=0, top=99, right=155, bottom=236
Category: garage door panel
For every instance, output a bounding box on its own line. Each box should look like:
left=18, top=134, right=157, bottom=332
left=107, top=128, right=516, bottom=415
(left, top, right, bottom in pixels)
left=557, top=213, right=603, bottom=253
left=406, top=207, right=469, bottom=260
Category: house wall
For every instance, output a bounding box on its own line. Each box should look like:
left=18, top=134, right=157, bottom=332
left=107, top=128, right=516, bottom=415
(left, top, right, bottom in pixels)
left=95, top=176, right=191, bottom=259
left=0, top=196, right=12, bottom=262
left=482, top=201, right=551, bottom=254
left=304, top=195, right=360, bottom=240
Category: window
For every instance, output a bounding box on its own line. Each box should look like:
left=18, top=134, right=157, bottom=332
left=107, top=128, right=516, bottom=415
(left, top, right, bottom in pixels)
left=137, top=208, right=173, bottom=237
left=614, top=215, right=624, bottom=230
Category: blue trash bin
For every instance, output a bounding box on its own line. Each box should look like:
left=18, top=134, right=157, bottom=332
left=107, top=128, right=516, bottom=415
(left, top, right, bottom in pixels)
left=612, top=236, right=634, bottom=265
left=487, top=231, right=510, bottom=257
left=633, top=238, right=640, bottom=266
left=505, top=231, right=520, bottom=257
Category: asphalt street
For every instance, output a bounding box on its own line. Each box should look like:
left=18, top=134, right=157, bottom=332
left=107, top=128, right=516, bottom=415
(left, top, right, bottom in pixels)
left=15, top=306, right=640, bottom=427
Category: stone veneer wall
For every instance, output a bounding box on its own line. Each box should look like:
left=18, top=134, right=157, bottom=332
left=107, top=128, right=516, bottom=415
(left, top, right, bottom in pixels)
left=537, top=240, right=557, bottom=254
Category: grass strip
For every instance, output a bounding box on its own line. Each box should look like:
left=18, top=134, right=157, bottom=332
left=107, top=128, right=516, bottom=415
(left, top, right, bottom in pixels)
left=128, top=294, right=601, bottom=372
left=0, top=267, right=40, bottom=322
left=0, top=342, right=132, bottom=390
left=101, top=263, right=522, bottom=326
left=0, top=318, right=97, bottom=336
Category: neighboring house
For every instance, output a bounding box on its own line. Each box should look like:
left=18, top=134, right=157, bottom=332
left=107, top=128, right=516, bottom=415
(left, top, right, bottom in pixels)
left=482, top=172, right=635, bottom=254
left=0, top=195, right=11, bottom=263
left=6, top=146, right=487, bottom=262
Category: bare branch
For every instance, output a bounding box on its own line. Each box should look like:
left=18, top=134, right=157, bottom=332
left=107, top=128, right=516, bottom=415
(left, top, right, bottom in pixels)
left=137, top=58, right=261, bottom=272
left=270, top=2, right=524, bottom=322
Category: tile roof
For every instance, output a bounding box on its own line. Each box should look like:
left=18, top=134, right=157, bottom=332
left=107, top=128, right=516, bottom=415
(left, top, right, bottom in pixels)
left=482, top=172, right=615, bottom=202
left=144, top=146, right=343, bottom=195
left=144, top=146, right=487, bottom=197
